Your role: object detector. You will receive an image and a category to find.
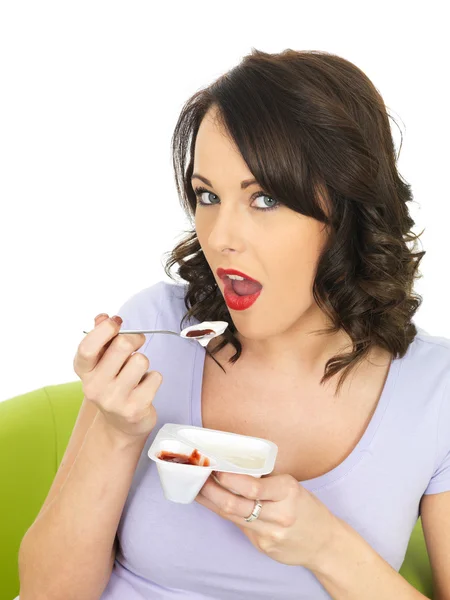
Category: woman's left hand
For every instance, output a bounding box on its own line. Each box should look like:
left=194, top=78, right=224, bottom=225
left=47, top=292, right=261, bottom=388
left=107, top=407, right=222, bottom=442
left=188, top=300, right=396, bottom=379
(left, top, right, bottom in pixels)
left=196, top=471, right=339, bottom=569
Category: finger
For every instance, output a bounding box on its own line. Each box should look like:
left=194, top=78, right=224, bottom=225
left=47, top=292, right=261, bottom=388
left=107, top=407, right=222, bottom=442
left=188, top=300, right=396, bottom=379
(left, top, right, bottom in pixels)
left=199, top=475, right=281, bottom=523
left=92, top=331, right=148, bottom=385
left=75, top=316, right=122, bottom=373
left=94, top=313, right=109, bottom=325
left=94, top=314, right=113, bottom=360
left=196, top=478, right=268, bottom=532
left=75, top=316, right=144, bottom=375
left=214, top=471, right=297, bottom=502
left=114, top=353, right=161, bottom=398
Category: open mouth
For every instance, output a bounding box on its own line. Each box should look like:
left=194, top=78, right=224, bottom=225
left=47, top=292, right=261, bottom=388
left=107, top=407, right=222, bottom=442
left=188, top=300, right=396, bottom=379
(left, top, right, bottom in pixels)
left=216, top=268, right=263, bottom=309
left=225, top=276, right=263, bottom=297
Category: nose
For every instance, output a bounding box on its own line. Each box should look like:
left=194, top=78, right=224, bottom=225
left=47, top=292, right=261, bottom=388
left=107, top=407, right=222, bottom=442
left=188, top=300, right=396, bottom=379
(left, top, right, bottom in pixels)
left=206, top=203, right=246, bottom=254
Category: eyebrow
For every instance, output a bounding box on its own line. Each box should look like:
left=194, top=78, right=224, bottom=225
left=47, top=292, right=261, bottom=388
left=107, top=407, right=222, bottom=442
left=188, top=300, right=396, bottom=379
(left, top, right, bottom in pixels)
left=191, top=173, right=258, bottom=190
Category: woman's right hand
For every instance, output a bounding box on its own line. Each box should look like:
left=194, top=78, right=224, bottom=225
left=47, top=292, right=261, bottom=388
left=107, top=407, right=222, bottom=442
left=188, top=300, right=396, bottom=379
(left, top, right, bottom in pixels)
left=73, top=313, right=163, bottom=441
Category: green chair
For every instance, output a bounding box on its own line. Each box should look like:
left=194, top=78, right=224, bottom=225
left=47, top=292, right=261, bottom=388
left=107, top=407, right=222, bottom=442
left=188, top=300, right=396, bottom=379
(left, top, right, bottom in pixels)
left=0, top=382, right=435, bottom=600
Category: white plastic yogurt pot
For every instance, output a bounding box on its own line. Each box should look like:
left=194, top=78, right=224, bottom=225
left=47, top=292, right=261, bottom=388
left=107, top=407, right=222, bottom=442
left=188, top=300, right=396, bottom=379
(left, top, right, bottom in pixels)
left=148, top=423, right=278, bottom=504
left=151, top=437, right=217, bottom=504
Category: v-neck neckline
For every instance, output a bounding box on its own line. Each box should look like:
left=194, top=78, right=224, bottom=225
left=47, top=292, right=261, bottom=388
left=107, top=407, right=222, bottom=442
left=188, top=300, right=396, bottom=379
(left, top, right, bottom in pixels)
left=191, top=342, right=402, bottom=492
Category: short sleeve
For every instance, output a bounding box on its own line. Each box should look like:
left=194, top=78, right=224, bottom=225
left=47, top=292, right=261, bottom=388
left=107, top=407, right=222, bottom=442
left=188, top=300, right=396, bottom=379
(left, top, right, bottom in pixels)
left=423, top=378, right=450, bottom=495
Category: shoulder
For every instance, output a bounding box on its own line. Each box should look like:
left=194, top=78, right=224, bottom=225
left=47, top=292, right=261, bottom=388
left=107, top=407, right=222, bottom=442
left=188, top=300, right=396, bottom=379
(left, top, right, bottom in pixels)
left=402, top=326, right=450, bottom=383
left=116, top=279, right=189, bottom=330
left=413, top=326, right=450, bottom=354
left=412, top=328, right=450, bottom=454
left=118, top=279, right=186, bottom=309
left=390, top=326, right=450, bottom=437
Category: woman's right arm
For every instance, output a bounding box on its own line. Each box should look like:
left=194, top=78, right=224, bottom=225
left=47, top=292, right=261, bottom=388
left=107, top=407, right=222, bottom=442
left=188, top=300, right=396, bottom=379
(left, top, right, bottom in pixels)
left=18, top=409, right=148, bottom=600
left=18, top=314, right=163, bottom=600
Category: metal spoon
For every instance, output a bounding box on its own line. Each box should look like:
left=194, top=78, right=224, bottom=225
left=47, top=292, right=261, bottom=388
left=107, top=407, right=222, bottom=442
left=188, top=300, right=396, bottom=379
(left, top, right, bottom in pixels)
left=82, top=328, right=207, bottom=339
left=83, top=320, right=228, bottom=346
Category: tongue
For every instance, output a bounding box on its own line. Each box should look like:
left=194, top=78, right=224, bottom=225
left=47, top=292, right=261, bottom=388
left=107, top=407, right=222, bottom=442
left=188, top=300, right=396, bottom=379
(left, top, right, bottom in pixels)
left=230, top=278, right=262, bottom=296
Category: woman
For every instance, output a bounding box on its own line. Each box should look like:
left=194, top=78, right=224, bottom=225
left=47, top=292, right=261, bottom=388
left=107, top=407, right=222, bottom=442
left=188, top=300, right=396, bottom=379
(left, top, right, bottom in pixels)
left=18, top=48, right=450, bottom=600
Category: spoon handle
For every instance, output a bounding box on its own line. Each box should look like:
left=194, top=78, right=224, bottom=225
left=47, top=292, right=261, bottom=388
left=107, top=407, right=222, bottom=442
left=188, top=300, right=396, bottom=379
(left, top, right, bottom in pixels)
left=118, top=329, right=180, bottom=336
left=82, top=329, right=180, bottom=336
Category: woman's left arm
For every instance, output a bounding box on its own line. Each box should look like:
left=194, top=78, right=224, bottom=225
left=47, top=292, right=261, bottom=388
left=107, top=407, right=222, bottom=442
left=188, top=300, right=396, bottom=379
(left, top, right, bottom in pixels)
left=197, top=472, right=441, bottom=600
left=309, top=514, right=428, bottom=599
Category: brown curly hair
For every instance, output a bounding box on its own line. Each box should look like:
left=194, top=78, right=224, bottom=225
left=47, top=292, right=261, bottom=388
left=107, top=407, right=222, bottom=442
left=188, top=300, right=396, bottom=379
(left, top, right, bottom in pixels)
left=162, top=48, right=425, bottom=395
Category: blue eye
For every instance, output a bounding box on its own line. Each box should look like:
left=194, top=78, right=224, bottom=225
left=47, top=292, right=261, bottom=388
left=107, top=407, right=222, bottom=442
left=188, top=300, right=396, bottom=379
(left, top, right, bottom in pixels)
left=193, top=186, right=280, bottom=212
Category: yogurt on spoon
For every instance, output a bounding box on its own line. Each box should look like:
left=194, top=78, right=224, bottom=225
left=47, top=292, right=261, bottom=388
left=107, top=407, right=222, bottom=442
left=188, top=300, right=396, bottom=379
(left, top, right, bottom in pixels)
left=180, top=321, right=229, bottom=347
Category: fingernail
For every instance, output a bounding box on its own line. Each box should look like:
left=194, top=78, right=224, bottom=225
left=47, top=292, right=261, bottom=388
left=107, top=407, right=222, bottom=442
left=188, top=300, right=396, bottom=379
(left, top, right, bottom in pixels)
left=111, top=315, right=123, bottom=325
left=95, top=313, right=108, bottom=321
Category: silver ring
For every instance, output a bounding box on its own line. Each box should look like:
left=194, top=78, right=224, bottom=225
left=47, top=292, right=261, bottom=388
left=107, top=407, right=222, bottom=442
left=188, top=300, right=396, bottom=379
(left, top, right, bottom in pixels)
left=244, top=500, right=262, bottom=522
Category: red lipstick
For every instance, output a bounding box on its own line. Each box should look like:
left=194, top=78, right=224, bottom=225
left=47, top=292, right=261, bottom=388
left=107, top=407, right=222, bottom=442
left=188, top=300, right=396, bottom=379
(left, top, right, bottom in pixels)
left=216, top=268, right=263, bottom=311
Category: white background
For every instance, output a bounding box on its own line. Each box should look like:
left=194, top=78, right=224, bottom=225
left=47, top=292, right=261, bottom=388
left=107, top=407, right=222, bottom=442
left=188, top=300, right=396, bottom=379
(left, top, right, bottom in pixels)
left=1, top=1, right=448, bottom=402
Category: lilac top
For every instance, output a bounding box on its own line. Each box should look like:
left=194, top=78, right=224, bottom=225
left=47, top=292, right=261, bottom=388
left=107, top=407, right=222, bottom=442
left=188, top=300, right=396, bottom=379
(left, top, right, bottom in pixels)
left=98, top=280, right=450, bottom=600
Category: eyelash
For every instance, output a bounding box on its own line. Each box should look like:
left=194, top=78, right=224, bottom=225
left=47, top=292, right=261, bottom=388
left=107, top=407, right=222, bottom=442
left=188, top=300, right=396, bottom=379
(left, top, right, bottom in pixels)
left=193, top=185, right=280, bottom=212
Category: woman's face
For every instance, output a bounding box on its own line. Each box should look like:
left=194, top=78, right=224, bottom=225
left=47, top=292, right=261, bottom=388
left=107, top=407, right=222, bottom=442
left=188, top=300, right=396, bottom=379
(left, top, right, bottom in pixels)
left=193, top=107, right=330, bottom=351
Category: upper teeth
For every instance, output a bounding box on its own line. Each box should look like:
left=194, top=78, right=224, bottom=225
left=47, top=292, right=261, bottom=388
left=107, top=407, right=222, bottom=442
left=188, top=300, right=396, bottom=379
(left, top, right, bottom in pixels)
left=227, top=274, right=246, bottom=281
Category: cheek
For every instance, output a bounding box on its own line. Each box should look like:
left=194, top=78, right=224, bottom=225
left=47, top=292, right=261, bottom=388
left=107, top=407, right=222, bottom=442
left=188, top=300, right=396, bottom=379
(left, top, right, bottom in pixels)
left=276, top=226, right=324, bottom=285
left=266, top=224, right=326, bottom=313
left=194, top=213, right=209, bottom=247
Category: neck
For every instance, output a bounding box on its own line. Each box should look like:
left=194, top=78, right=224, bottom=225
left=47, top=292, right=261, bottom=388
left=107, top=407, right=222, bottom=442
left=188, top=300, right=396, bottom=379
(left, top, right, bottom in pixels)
left=238, top=329, right=351, bottom=378
left=233, top=305, right=353, bottom=378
